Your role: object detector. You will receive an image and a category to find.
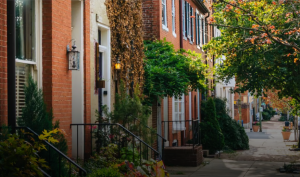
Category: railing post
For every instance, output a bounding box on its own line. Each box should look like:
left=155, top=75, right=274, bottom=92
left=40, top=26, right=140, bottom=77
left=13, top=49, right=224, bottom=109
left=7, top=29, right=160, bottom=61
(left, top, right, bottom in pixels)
left=140, top=141, right=142, bottom=166
left=133, top=136, right=135, bottom=164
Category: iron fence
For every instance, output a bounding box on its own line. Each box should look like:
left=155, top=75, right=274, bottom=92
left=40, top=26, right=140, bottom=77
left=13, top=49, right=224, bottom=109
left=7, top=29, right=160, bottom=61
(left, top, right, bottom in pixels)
left=70, top=123, right=160, bottom=166
left=161, top=119, right=200, bottom=149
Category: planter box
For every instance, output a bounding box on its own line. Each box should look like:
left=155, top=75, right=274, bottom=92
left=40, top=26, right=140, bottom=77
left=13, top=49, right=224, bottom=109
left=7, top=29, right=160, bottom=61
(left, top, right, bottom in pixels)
left=282, top=131, right=291, bottom=140
left=96, top=80, right=105, bottom=88
left=253, top=125, right=259, bottom=132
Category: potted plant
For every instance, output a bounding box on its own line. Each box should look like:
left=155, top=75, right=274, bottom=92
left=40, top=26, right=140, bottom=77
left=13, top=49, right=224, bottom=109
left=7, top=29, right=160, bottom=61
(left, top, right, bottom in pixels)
left=252, top=121, right=260, bottom=132
left=282, top=127, right=291, bottom=141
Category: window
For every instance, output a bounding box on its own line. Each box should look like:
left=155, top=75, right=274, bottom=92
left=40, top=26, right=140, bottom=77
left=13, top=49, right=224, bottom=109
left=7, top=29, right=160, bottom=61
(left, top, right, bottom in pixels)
left=190, top=7, right=194, bottom=42
left=15, top=0, right=41, bottom=119
left=172, top=94, right=185, bottom=131
left=202, top=18, right=205, bottom=45
left=172, top=0, right=176, bottom=36
left=182, top=0, right=185, bottom=38
left=16, top=0, right=35, bottom=61
left=185, top=2, right=189, bottom=38
left=162, top=0, right=168, bottom=31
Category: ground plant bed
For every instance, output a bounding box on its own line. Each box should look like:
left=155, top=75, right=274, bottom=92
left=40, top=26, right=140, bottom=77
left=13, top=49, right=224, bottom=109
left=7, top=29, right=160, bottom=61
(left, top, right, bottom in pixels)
left=279, top=163, right=300, bottom=174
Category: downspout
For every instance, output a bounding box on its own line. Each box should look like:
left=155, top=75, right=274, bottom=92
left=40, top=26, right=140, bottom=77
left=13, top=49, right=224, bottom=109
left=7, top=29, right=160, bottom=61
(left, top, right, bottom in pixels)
left=7, top=0, right=16, bottom=131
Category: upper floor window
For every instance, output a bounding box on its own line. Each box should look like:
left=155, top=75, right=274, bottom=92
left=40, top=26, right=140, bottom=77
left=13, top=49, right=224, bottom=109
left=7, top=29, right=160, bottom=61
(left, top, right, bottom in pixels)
left=172, top=0, right=176, bottom=36
left=16, top=0, right=36, bottom=61
left=190, top=6, right=194, bottom=43
left=162, top=0, right=168, bottom=31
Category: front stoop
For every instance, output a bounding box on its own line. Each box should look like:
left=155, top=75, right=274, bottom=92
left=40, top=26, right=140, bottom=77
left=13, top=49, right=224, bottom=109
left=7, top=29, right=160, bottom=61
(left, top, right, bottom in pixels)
left=163, top=146, right=203, bottom=167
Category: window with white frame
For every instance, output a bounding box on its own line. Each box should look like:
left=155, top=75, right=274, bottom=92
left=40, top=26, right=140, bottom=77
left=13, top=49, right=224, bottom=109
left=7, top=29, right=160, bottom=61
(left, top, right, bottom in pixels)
left=172, top=94, right=185, bottom=131
left=201, top=18, right=205, bottom=45
left=172, top=0, right=176, bottom=36
left=182, top=0, right=185, bottom=38
left=190, top=6, right=194, bottom=42
left=15, top=0, right=41, bottom=119
left=162, top=0, right=168, bottom=31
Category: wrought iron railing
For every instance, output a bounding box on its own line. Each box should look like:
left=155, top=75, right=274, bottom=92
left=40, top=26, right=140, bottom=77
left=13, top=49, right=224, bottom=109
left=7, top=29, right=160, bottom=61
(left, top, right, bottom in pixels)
left=0, top=126, right=87, bottom=176
left=133, top=118, right=167, bottom=160
left=161, top=119, right=200, bottom=149
left=70, top=123, right=160, bottom=166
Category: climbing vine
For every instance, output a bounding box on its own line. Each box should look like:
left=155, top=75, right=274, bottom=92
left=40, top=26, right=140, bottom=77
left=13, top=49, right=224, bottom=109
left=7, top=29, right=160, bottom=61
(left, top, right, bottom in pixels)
left=105, top=0, right=144, bottom=91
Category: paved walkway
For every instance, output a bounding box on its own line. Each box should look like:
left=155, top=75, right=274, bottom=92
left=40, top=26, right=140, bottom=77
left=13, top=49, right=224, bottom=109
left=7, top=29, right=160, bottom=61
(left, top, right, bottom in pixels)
left=166, top=115, right=300, bottom=176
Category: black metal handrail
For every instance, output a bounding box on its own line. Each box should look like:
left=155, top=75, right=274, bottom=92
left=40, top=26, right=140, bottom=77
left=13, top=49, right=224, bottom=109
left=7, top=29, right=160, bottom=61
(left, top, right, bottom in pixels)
left=161, top=119, right=200, bottom=149
left=70, top=123, right=161, bottom=165
left=7, top=127, right=87, bottom=176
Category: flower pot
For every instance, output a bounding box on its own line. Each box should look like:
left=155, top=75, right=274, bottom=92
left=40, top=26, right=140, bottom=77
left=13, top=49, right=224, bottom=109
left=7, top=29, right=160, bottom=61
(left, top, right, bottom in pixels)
left=282, top=131, right=291, bottom=140
left=253, top=125, right=259, bottom=132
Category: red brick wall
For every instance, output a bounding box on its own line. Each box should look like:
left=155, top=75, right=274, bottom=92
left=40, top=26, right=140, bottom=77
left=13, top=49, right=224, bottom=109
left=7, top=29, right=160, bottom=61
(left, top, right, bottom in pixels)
left=42, top=0, right=73, bottom=156
left=142, top=0, right=160, bottom=40
left=0, top=1, right=7, bottom=125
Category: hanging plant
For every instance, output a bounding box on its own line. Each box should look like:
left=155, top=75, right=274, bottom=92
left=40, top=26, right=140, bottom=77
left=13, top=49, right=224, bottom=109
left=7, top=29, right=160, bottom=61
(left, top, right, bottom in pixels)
left=105, top=0, right=144, bottom=92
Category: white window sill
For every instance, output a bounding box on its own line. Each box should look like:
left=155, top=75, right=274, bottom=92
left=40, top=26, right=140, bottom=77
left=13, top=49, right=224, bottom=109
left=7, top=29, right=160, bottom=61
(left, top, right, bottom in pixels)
left=183, top=36, right=187, bottom=40
left=16, top=59, right=37, bottom=65
left=162, top=24, right=169, bottom=32
left=197, top=45, right=200, bottom=49
left=172, top=31, right=177, bottom=38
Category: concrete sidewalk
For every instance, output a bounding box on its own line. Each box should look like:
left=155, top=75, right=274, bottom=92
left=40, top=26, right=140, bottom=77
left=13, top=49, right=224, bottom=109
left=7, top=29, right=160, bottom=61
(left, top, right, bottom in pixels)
left=167, top=159, right=295, bottom=177
left=166, top=115, right=300, bottom=176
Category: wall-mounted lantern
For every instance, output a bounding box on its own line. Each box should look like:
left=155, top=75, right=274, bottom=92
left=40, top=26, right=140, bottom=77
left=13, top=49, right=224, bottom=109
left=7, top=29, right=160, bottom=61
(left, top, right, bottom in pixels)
left=67, top=42, right=80, bottom=70
left=115, top=60, right=121, bottom=70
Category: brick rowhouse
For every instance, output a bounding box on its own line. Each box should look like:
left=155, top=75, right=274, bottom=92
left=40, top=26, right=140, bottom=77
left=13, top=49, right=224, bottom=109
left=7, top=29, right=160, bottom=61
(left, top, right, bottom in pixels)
left=142, top=0, right=213, bottom=166
left=0, top=0, right=91, bottom=157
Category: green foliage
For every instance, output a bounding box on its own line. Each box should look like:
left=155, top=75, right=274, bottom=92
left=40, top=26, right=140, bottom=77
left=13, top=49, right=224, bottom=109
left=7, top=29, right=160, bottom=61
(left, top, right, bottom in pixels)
left=0, top=134, right=47, bottom=176
left=262, top=111, right=271, bottom=121
left=205, top=0, right=300, bottom=102
left=279, top=116, right=287, bottom=121
left=85, top=144, right=121, bottom=173
left=143, top=39, right=207, bottom=104
left=17, top=76, right=68, bottom=176
left=102, top=81, right=154, bottom=144
left=200, top=98, right=225, bottom=153
left=88, top=167, right=120, bottom=177
left=0, top=128, right=61, bottom=177
left=214, top=98, right=249, bottom=150
left=18, top=76, right=53, bottom=134
left=120, top=146, right=140, bottom=166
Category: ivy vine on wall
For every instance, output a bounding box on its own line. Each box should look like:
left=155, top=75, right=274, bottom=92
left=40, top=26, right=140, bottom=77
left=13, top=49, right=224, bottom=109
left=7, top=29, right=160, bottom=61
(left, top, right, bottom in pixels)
left=105, top=0, right=144, bottom=91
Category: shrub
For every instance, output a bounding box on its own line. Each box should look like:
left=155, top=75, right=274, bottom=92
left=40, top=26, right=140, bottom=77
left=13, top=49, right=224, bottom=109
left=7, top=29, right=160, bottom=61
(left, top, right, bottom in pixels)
left=262, top=111, right=271, bottom=121
left=88, top=167, right=120, bottom=177
left=17, top=76, right=68, bottom=176
left=279, top=116, right=287, bottom=121
left=214, top=98, right=249, bottom=150
left=200, top=98, right=225, bottom=153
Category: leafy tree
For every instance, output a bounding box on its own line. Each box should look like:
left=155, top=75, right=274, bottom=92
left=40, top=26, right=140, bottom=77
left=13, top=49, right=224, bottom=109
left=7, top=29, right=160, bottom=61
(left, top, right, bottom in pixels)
left=200, top=98, right=225, bottom=153
left=204, top=0, right=300, bottom=101
left=143, top=39, right=207, bottom=104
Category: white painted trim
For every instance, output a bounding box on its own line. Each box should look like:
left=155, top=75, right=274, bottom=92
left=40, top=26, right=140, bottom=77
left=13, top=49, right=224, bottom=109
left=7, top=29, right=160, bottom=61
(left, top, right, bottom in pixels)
left=16, top=59, right=37, bottom=65
left=189, top=92, right=192, bottom=121
left=97, top=23, right=110, bottom=30
left=37, top=0, right=42, bottom=89
left=97, top=23, right=111, bottom=114
left=162, top=24, right=169, bottom=32
left=172, top=31, right=177, bottom=38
